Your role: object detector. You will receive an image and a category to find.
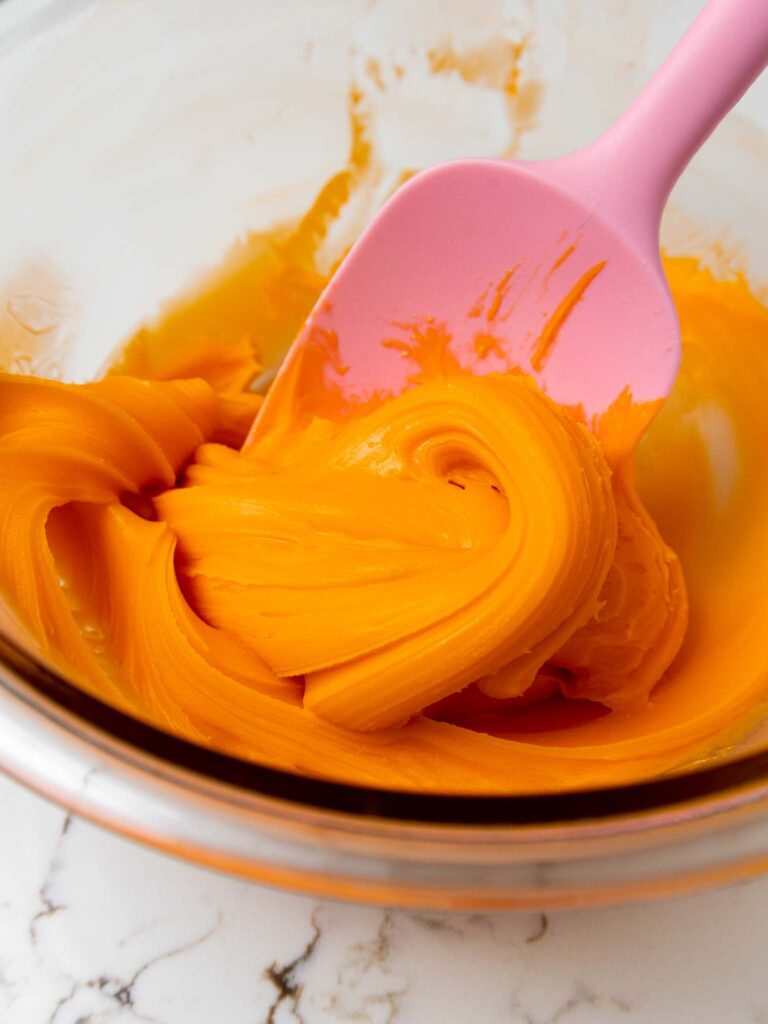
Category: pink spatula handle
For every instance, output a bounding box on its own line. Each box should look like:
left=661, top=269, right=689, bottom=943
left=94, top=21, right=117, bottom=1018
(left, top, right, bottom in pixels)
left=542, top=0, right=768, bottom=254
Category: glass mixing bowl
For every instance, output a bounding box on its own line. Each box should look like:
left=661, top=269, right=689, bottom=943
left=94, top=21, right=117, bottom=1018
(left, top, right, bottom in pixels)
left=1, top=0, right=768, bottom=910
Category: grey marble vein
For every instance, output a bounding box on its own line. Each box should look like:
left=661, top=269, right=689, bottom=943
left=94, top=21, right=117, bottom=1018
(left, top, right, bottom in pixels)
left=30, top=813, right=73, bottom=944
left=46, top=915, right=222, bottom=1024
left=511, top=981, right=632, bottom=1024
left=525, top=913, right=549, bottom=944
left=263, top=910, right=321, bottom=1024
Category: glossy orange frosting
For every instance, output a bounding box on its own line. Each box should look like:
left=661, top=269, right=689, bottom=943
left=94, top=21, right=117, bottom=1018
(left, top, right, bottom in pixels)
left=0, top=192, right=766, bottom=792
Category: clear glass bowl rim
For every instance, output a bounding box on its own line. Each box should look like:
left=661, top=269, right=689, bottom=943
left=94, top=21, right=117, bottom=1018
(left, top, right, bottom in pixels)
left=5, top=627, right=768, bottom=829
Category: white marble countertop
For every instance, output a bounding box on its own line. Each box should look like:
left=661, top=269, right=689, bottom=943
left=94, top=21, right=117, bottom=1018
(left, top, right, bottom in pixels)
left=0, top=772, right=765, bottom=1023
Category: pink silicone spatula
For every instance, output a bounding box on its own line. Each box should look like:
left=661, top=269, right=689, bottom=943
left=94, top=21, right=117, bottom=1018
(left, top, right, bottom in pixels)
left=251, top=0, right=768, bottom=442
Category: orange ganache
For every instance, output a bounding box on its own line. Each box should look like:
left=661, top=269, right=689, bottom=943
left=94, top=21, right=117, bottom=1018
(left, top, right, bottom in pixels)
left=0, top=241, right=765, bottom=794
